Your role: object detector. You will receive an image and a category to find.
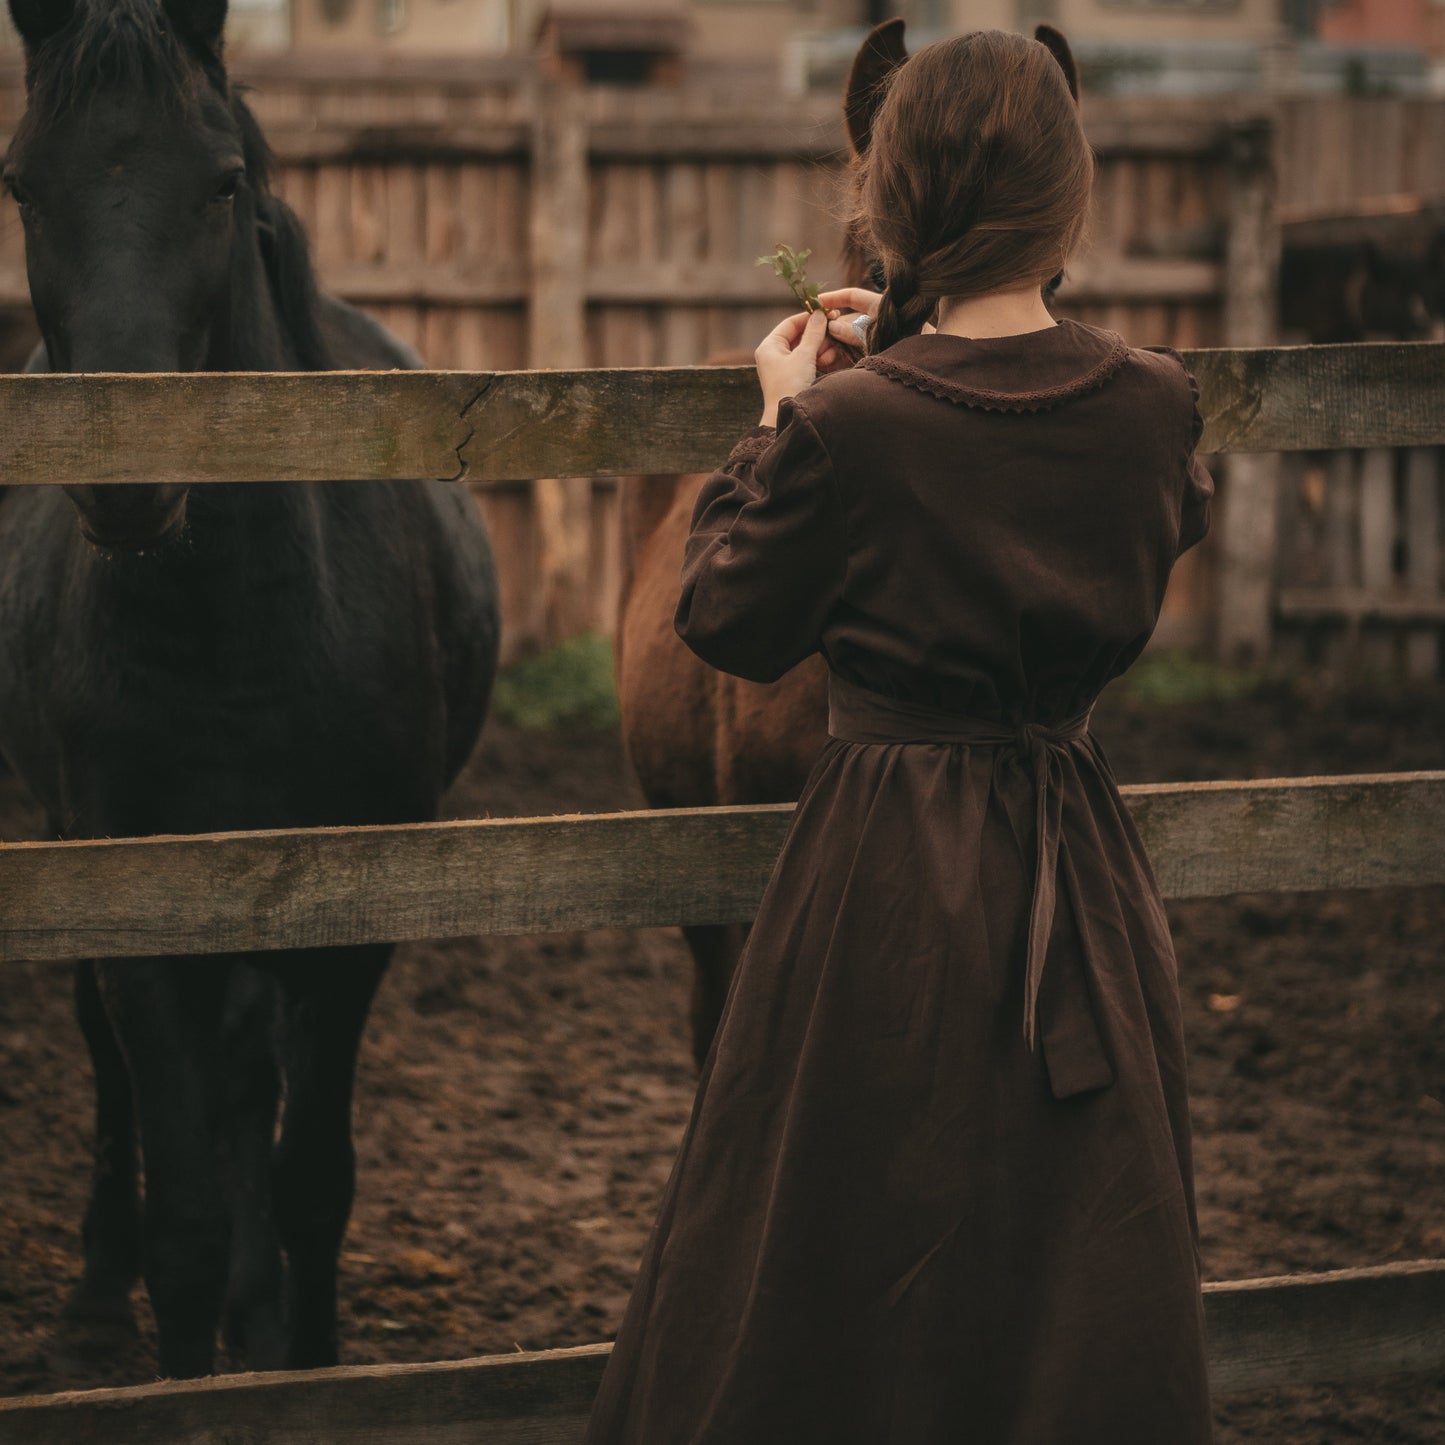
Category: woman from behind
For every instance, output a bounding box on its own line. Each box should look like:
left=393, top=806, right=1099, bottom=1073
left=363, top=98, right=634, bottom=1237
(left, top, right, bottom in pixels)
left=586, top=29, right=1214, bottom=1445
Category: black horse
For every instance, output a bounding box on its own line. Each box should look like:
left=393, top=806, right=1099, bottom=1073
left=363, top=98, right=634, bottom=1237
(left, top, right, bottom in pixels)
left=0, top=0, right=499, bottom=1378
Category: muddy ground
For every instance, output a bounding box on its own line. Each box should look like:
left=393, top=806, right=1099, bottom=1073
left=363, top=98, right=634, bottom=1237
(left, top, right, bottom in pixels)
left=1, top=672, right=1442, bottom=1442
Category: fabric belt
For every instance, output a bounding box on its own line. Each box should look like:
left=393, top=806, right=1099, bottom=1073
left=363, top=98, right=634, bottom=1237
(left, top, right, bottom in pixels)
left=827, top=675, right=1114, bottom=1100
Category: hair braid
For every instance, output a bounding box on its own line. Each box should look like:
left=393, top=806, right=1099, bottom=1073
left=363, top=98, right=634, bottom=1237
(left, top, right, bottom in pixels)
left=868, top=258, right=935, bottom=355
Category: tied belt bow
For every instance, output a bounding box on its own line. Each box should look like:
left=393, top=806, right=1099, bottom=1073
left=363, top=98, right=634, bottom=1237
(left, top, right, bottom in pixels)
left=827, top=675, right=1114, bottom=1100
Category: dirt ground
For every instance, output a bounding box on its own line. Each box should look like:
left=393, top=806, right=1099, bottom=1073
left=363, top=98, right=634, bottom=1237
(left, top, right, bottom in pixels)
left=1, top=673, right=1442, bottom=1442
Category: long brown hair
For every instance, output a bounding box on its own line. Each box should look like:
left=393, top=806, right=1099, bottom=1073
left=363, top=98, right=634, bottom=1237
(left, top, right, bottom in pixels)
left=854, top=30, right=1092, bottom=354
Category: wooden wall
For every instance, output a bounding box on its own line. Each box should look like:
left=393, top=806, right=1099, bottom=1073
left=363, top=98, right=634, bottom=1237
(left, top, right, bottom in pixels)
left=1275, top=98, right=1445, bottom=216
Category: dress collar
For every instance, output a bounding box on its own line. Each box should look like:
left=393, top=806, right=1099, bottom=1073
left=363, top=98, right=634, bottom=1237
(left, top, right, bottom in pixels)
left=857, top=320, right=1131, bottom=414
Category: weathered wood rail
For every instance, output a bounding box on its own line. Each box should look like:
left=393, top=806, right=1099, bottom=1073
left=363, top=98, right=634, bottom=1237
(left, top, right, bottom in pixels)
left=0, top=355, right=1441, bottom=1432
left=2, top=773, right=1442, bottom=963
left=1, top=344, right=1445, bottom=486
left=0, top=1260, right=1441, bottom=1442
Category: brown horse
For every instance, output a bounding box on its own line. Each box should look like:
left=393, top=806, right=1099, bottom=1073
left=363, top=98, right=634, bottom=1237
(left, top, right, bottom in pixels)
left=617, top=21, right=1081, bottom=1065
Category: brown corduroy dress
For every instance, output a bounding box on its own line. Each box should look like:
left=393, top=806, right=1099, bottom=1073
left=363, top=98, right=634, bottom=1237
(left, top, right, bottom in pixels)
left=584, top=320, right=1216, bottom=1445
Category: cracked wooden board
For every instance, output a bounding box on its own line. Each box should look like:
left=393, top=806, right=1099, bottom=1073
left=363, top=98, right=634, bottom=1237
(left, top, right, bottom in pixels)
left=0, top=371, right=483, bottom=485
left=0, top=346, right=1443, bottom=486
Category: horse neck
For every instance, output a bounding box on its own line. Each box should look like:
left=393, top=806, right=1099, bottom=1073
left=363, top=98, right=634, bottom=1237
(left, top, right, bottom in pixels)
left=617, top=349, right=757, bottom=599
left=617, top=473, right=692, bottom=606
left=207, top=228, right=298, bottom=373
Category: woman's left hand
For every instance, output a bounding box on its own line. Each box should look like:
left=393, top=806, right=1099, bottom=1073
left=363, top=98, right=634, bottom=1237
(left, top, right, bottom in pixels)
left=756, top=309, right=835, bottom=427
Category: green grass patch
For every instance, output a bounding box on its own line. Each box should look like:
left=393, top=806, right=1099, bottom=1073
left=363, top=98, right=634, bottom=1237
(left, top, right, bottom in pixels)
left=489, top=632, right=620, bottom=732
left=1118, top=651, right=1266, bottom=706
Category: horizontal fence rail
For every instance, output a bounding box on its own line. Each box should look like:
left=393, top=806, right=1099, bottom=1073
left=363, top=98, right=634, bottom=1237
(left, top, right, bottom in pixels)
left=2, top=773, right=1442, bottom=965
left=1, top=1260, right=1440, bottom=1444
left=1, top=344, right=1444, bottom=486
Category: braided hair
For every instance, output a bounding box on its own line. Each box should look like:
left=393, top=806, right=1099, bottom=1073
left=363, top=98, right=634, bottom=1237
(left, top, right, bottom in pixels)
left=870, top=259, right=937, bottom=354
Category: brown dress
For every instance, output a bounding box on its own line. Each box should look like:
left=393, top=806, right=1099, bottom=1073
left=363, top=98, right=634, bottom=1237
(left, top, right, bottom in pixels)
left=585, top=320, right=1216, bottom=1444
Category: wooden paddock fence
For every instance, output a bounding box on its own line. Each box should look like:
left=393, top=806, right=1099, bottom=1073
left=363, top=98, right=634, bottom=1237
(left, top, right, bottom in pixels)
left=5, top=64, right=1445, bottom=667
left=0, top=71, right=1268, bottom=662
left=0, top=346, right=1443, bottom=1436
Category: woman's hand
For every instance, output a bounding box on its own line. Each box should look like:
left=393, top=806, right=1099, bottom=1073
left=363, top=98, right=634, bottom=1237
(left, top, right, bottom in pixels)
left=819, top=287, right=882, bottom=359
left=755, top=309, right=831, bottom=427
left=754, top=288, right=889, bottom=427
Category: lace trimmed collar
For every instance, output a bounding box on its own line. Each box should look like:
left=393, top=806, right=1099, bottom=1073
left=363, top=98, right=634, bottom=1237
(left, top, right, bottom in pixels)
left=856, top=321, right=1131, bottom=414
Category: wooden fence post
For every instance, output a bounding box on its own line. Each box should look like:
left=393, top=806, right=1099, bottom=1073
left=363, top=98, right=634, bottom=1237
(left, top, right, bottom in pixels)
left=1405, top=448, right=1441, bottom=678
left=527, top=81, right=594, bottom=655
left=528, top=81, right=587, bottom=369
left=1359, top=446, right=1397, bottom=670
left=1217, top=118, right=1283, bottom=666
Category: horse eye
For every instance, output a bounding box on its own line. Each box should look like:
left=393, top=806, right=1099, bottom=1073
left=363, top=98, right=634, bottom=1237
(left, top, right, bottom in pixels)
left=212, top=170, right=244, bottom=203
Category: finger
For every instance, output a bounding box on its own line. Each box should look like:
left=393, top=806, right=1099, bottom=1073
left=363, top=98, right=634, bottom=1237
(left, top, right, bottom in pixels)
left=827, top=316, right=869, bottom=350
left=790, top=307, right=830, bottom=363
left=766, top=310, right=813, bottom=348
left=817, top=287, right=882, bottom=317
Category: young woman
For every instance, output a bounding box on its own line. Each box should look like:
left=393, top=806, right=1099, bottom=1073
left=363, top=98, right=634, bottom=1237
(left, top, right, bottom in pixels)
left=586, top=29, right=1214, bottom=1444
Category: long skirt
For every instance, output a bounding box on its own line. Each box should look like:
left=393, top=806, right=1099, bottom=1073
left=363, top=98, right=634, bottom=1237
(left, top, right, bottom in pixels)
left=584, top=734, right=1212, bottom=1444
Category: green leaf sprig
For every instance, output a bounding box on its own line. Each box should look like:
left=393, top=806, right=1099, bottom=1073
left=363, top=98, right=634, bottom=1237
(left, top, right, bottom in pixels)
left=756, top=242, right=822, bottom=313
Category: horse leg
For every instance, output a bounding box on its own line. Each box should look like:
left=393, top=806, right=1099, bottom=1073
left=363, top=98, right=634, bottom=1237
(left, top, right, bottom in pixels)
left=219, top=965, right=285, bottom=1370
left=53, top=961, right=141, bottom=1362
left=272, top=944, right=389, bottom=1370
left=99, top=957, right=232, bottom=1379
left=681, top=923, right=747, bottom=1068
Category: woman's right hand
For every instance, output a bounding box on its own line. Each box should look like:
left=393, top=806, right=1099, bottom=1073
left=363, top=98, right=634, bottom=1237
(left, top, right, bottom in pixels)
left=818, top=288, right=882, bottom=369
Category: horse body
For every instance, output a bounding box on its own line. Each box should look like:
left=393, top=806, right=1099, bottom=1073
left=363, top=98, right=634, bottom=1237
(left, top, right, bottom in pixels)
left=0, top=0, right=498, bottom=1377
left=617, top=469, right=826, bottom=1059
left=615, top=23, right=902, bottom=1065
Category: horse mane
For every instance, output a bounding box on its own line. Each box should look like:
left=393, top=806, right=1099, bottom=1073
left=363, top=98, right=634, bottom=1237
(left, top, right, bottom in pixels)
left=233, top=93, right=334, bottom=371
left=22, top=0, right=334, bottom=371
left=23, top=0, right=204, bottom=115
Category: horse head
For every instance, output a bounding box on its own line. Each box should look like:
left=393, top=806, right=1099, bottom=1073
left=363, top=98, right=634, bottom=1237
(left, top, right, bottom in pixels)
left=840, top=19, right=1080, bottom=297
left=2, top=0, right=328, bottom=549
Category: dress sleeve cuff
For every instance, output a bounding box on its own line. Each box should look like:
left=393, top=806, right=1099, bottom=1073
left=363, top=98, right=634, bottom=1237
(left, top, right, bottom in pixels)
left=724, top=427, right=777, bottom=467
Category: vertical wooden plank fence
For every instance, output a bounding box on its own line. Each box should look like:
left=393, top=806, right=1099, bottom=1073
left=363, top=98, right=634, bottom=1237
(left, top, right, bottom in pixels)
left=1277, top=446, right=1445, bottom=676
left=1216, top=117, right=1283, bottom=664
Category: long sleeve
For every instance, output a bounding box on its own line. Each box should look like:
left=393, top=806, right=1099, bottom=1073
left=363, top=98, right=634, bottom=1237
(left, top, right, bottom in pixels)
left=674, top=396, right=847, bottom=684
left=1147, top=346, right=1214, bottom=557
left=1177, top=366, right=1214, bottom=557
left=1178, top=456, right=1214, bottom=557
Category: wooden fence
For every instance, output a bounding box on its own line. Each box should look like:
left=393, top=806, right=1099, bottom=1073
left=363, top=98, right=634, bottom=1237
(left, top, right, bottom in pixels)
left=1276, top=447, right=1445, bottom=676
left=4, top=61, right=1445, bottom=668
left=0, top=67, right=1263, bottom=662
left=0, top=346, right=1442, bottom=1435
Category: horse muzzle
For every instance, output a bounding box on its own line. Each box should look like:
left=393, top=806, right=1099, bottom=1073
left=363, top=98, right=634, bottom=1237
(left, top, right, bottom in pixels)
left=65, top=484, right=190, bottom=553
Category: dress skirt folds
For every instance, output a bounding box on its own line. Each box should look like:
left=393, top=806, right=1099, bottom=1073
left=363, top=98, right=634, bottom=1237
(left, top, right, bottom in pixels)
left=584, top=323, right=1216, bottom=1444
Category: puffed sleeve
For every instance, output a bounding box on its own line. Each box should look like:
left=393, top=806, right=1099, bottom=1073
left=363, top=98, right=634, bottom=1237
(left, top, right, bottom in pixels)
left=1177, top=364, right=1214, bottom=557
left=1147, top=346, right=1214, bottom=557
left=674, top=396, right=847, bottom=684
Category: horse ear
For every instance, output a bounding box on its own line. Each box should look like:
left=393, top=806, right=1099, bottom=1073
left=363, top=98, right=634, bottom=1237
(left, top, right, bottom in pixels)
left=162, top=0, right=229, bottom=55
left=6, top=0, right=77, bottom=51
left=844, top=18, right=908, bottom=158
left=1034, top=23, right=1080, bottom=104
